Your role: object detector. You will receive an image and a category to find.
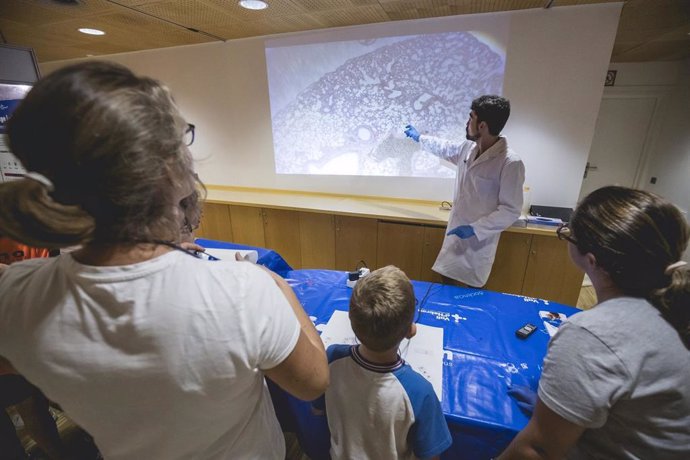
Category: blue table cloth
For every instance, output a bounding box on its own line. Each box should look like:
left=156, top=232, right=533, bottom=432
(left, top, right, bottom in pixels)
left=193, top=239, right=580, bottom=459
left=282, top=269, right=579, bottom=460
left=195, top=238, right=292, bottom=274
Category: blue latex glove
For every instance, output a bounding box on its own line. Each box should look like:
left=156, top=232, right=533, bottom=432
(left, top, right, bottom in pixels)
left=447, top=225, right=475, bottom=239
left=508, top=385, right=537, bottom=416
left=404, top=124, right=420, bottom=142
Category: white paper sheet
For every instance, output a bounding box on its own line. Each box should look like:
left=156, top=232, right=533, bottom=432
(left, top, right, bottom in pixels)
left=319, top=310, right=444, bottom=401
left=320, top=310, right=359, bottom=349
left=202, top=248, right=258, bottom=263
left=539, top=310, right=568, bottom=337
left=399, top=323, right=444, bottom=401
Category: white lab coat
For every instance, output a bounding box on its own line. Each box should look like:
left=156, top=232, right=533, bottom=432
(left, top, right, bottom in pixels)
left=420, top=135, right=525, bottom=286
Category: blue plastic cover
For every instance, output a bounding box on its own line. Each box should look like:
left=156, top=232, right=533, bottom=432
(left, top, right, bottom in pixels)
left=282, top=269, right=580, bottom=460
left=190, top=240, right=580, bottom=459
left=195, top=238, right=292, bottom=274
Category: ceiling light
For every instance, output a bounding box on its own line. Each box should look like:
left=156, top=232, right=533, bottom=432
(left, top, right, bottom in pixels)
left=78, top=28, right=105, bottom=36
left=239, top=0, right=268, bottom=10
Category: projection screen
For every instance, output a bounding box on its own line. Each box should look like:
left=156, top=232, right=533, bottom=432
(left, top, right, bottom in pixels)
left=266, top=22, right=508, bottom=178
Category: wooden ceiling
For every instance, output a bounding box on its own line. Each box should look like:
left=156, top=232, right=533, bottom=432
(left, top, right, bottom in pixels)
left=1, top=0, right=689, bottom=63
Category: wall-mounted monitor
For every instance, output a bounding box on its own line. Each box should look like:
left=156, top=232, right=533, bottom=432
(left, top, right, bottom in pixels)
left=0, top=82, right=32, bottom=134
left=0, top=44, right=40, bottom=84
left=0, top=44, right=40, bottom=133
left=0, top=44, right=39, bottom=181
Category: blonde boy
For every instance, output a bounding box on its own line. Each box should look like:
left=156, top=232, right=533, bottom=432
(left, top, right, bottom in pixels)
left=318, top=266, right=451, bottom=459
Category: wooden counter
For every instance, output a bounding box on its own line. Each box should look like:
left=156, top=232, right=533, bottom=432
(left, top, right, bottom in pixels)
left=197, top=186, right=584, bottom=306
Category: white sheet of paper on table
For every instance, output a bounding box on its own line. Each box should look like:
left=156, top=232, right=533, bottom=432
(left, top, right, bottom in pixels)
left=202, top=248, right=259, bottom=263
left=320, top=310, right=360, bottom=350
left=319, top=310, right=444, bottom=401
left=539, top=310, right=568, bottom=337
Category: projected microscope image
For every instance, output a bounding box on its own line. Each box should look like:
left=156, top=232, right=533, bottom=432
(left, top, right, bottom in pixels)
left=266, top=32, right=505, bottom=178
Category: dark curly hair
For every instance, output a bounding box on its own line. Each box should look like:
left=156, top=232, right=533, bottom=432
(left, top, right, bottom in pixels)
left=0, top=61, right=202, bottom=247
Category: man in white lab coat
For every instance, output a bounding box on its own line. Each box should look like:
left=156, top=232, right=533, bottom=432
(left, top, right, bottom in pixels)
left=405, top=95, right=524, bottom=287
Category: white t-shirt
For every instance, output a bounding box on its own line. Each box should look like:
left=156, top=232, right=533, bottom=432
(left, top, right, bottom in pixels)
left=539, top=297, right=690, bottom=460
left=0, top=251, right=301, bottom=460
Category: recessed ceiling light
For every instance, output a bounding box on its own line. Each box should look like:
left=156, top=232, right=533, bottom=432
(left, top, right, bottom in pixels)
left=78, top=28, right=105, bottom=36
left=239, top=0, right=268, bottom=10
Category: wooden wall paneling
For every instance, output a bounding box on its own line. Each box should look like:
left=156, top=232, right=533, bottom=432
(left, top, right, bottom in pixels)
left=200, top=200, right=583, bottom=306
left=197, top=203, right=233, bottom=241
left=522, top=235, right=585, bottom=306
left=334, top=215, right=378, bottom=271
left=229, top=205, right=266, bottom=248
left=485, top=232, right=532, bottom=295
left=299, top=212, right=335, bottom=269
left=263, top=208, right=302, bottom=269
left=376, top=221, right=425, bottom=281
left=420, top=226, right=446, bottom=283
left=196, top=213, right=206, bottom=237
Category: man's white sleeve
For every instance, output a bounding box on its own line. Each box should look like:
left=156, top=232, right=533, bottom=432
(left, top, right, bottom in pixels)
left=419, top=135, right=465, bottom=165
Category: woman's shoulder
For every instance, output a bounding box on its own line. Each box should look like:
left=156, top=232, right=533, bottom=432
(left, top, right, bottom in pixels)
left=0, top=258, right=56, bottom=332
left=563, top=297, right=688, bottom=365
left=198, top=257, right=271, bottom=278
left=565, top=297, right=663, bottom=337
left=179, top=256, right=275, bottom=292
left=0, top=256, right=54, bottom=282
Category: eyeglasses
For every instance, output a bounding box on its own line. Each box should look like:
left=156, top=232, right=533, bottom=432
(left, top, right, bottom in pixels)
left=181, top=216, right=200, bottom=234
left=556, top=223, right=577, bottom=245
left=184, top=123, right=196, bottom=146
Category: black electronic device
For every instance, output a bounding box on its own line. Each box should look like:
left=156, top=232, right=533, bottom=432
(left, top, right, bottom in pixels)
left=529, top=205, right=573, bottom=223
left=516, top=323, right=537, bottom=339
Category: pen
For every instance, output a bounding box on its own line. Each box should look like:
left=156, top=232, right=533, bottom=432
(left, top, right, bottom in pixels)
left=194, top=250, right=220, bottom=261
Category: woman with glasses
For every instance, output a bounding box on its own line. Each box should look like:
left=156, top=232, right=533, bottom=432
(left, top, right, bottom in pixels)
left=499, top=186, right=690, bottom=460
left=0, top=61, right=328, bottom=459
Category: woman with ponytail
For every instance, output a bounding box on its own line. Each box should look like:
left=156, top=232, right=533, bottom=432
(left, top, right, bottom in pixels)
left=0, top=61, right=328, bottom=460
left=499, top=186, right=690, bottom=460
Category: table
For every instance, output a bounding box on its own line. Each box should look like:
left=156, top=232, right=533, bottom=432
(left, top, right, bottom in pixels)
left=197, top=239, right=580, bottom=459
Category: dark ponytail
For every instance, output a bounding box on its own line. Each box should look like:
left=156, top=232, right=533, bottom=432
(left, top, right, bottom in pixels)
left=650, top=267, right=690, bottom=348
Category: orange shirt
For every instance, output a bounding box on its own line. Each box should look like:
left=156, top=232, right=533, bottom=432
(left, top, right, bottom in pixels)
left=0, top=238, right=49, bottom=265
left=0, top=238, right=50, bottom=375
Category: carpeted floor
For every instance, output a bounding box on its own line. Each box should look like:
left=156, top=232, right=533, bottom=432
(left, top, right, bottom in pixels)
left=11, top=407, right=101, bottom=459
left=15, top=408, right=309, bottom=460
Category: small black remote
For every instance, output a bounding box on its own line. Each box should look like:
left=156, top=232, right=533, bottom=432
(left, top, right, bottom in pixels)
left=516, top=323, right=537, bottom=339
